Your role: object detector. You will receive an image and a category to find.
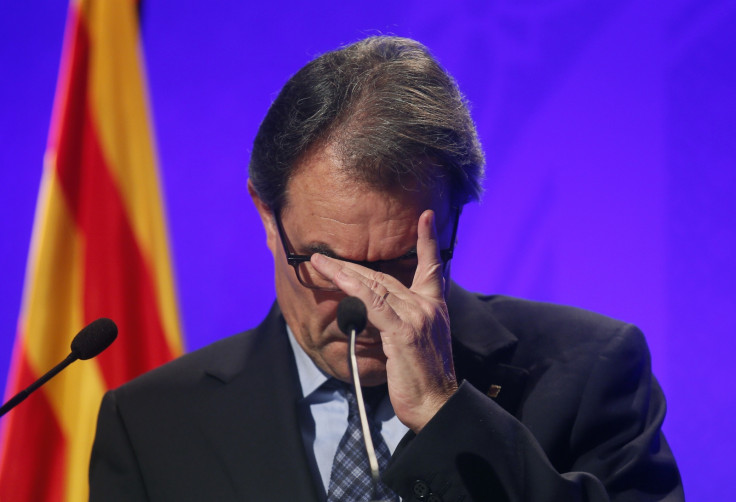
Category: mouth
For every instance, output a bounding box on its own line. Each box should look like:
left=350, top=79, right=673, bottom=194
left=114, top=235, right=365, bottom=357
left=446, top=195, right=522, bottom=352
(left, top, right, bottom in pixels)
left=353, top=336, right=382, bottom=348
left=327, top=325, right=383, bottom=351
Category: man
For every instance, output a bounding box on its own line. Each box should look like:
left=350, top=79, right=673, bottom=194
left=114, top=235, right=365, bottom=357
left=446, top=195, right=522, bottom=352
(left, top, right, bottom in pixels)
left=90, top=36, right=683, bottom=501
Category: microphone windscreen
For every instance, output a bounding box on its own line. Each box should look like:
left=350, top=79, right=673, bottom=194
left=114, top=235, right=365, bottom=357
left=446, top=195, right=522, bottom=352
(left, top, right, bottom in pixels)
left=337, top=296, right=367, bottom=335
left=70, top=318, right=118, bottom=360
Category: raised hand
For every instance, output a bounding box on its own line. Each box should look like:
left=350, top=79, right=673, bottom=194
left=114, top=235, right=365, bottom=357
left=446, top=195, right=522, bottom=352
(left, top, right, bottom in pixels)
left=310, top=209, right=457, bottom=433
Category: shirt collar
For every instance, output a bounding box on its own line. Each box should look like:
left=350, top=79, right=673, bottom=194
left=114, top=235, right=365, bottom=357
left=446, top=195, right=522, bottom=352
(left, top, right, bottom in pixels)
left=286, top=324, right=331, bottom=399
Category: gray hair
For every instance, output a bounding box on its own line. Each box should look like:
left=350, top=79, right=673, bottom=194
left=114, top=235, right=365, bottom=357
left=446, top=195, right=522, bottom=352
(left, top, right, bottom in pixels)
left=249, top=36, right=485, bottom=212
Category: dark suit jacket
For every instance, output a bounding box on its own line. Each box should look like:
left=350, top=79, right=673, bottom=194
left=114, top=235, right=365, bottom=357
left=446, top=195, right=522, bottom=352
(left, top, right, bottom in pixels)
left=89, top=283, right=683, bottom=501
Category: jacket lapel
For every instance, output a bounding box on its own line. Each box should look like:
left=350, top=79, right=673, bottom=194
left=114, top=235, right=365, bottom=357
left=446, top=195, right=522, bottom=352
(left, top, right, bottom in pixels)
left=447, top=283, right=529, bottom=416
left=198, top=303, right=321, bottom=501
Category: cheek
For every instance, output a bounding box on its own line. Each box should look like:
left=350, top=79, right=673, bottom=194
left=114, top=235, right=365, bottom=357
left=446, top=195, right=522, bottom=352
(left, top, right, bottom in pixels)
left=274, top=262, right=340, bottom=337
left=306, top=294, right=341, bottom=333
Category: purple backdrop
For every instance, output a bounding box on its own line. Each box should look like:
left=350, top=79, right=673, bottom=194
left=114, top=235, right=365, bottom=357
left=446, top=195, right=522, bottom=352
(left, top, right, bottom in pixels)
left=2, top=1, right=734, bottom=498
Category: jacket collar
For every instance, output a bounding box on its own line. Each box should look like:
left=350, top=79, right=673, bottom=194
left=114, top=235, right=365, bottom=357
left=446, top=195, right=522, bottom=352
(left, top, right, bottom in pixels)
left=447, top=281, right=518, bottom=358
left=447, top=282, right=529, bottom=415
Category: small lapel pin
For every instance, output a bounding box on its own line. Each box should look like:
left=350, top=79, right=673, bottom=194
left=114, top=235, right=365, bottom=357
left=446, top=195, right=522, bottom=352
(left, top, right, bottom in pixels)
left=487, top=384, right=502, bottom=398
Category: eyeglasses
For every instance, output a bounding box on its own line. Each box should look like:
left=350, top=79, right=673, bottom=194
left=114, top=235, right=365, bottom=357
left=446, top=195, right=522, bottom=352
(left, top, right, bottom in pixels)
left=274, top=209, right=460, bottom=292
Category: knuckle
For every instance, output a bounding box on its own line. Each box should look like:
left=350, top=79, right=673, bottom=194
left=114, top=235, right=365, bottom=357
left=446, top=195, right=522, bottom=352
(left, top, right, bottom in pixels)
left=369, top=285, right=390, bottom=311
left=367, top=270, right=388, bottom=286
left=334, top=268, right=351, bottom=283
left=367, top=278, right=382, bottom=292
left=371, top=293, right=388, bottom=311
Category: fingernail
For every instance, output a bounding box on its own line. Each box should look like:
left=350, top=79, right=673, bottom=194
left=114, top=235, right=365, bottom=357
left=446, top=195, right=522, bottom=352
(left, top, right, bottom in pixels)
left=424, top=209, right=435, bottom=230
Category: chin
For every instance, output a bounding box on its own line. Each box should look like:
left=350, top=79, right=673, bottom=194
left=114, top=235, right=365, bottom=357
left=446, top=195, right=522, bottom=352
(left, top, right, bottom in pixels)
left=355, top=357, right=388, bottom=387
left=358, top=372, right=389, bottom=387
left=320, top=335, right=387, bottom=382
left=327, top=353, right=387, bottom=387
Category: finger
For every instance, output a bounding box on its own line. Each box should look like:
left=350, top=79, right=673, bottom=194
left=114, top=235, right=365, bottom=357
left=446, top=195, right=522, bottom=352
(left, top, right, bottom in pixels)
left=311, top=254, right=404, bottom=325
left=308, top=252, right=344, bottom=284
left=412, top=209, right=444, bottom=299
left=310, top=252, right=406, bottom=296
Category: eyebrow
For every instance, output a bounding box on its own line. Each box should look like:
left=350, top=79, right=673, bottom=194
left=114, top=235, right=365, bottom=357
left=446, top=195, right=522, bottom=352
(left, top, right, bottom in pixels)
left=303, top=242, right=338, bottom=258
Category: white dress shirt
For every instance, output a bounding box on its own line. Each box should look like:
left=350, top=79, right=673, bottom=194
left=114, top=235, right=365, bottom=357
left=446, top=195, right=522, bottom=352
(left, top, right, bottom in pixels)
left=286, top=326, right=409, bottom=495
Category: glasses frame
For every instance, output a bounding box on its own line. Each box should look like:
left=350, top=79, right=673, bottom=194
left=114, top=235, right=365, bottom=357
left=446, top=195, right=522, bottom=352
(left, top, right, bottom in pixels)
left=273, top=207, right=461, bottom=291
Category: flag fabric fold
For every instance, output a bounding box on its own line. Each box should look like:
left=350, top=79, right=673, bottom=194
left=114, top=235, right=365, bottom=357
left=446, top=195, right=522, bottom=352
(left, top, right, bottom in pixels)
left=0, top=0, right=184, bottom=499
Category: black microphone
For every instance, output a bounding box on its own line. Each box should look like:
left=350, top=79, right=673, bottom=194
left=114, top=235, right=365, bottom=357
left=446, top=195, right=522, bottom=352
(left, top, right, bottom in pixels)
left=70, top=317, right=118, bottom=360
left=0, top=318, right=118, bottom=417
left=337, top=296, right=367, bottom=335
left=337, top=297, right=385, bottom=501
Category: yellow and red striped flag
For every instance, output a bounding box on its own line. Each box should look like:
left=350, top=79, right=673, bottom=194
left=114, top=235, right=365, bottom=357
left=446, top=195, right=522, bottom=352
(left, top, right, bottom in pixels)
left=0, top=0, right=184, bottom=499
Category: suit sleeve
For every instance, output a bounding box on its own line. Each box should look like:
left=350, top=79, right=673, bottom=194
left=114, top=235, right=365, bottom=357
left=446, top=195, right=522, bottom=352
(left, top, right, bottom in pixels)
left=89, top=390, right=150, bottom=501
left=382, top=325, right=684, bottom=502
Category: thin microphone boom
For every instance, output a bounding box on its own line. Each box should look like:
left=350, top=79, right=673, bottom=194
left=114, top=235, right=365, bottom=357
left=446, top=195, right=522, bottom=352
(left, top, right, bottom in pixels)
left=0, top=318, right=117, bottom=418
left=0, top=354, right=76, bottom=417
left=348, top=324, right=382, bottom=487
left=337, top=296, right=385, bottom=502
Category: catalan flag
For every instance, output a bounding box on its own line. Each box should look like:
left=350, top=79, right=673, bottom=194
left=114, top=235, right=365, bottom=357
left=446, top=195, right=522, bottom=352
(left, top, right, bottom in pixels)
left=0, top=0, right=184, bottom=500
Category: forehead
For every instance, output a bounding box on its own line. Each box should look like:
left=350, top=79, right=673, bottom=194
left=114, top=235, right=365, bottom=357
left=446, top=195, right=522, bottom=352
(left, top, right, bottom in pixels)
left=280, top=147, right=446, bottom=258
left=284, top=146, right=442, bottom=215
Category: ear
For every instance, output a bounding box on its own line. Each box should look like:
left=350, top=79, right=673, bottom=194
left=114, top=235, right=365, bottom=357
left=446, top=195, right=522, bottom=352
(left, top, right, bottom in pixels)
left=247, top=178, right=278, bottom=256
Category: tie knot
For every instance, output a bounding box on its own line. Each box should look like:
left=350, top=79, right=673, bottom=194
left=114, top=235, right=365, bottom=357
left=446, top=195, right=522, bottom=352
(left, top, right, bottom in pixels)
left=334, top=381, right=387, bottom=419
left=344, top=388, right=360, bottom=420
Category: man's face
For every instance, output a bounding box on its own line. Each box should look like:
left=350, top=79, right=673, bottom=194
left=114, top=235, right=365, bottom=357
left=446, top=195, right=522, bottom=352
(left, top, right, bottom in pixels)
left=249, top=146, right=454, bottom=386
